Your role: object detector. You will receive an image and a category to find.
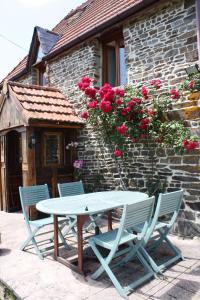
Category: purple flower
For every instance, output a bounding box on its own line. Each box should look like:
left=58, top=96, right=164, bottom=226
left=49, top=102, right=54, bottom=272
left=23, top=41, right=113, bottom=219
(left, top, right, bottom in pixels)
left=73, top=160, right=83, bottom=169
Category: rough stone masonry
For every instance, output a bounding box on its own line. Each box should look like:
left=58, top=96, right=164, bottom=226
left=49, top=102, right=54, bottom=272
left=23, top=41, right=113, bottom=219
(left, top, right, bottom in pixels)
left=18, top=0, right=200, bottom=237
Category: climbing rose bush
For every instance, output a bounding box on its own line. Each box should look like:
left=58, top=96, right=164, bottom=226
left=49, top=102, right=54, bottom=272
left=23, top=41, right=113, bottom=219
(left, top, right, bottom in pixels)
left=77, top=77, right=198, bottom=157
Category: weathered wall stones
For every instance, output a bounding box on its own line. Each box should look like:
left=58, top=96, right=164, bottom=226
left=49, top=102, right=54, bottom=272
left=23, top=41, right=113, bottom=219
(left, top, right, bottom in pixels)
left=124, top=0, right=198, bottom=86
left=16, top=0, right=200, bottom=237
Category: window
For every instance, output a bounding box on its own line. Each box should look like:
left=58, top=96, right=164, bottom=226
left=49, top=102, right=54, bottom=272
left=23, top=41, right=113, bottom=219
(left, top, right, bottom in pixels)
left=36, top=65, right=46, bottom=86
left=103, top=35, right=126, bottom=87
left=43, top=133, right=62, bottom=166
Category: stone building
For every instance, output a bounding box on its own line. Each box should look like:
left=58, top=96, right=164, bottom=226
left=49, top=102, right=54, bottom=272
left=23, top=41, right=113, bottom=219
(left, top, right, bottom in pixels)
left=0, top=0, right=200, bottom=236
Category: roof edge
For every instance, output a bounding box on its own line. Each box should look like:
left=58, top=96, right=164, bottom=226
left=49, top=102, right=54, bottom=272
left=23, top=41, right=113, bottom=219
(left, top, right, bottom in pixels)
left=8, top=81, right=61, bottom=92
left=45, top=0, right=158, bottom=60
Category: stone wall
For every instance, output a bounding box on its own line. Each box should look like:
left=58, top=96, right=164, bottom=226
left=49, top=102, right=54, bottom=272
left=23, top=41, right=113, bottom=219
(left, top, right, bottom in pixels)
left=124, top=0, right=198, bottom=86
left=13, top=0, right=200, bottom=237
left=47, top=40, right=119, bottom=190
left=18, top=74, right=32, bottom=85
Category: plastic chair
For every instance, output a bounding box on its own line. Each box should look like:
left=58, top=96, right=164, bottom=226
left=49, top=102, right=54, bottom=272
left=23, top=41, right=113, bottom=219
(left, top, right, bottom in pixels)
left=89, top=197, right=155, bottom=299
left=138, top=190, right=184, bottom=274
left=58, top=181, right=99, bottom=235
left=19, top=184, right=69, bottom=259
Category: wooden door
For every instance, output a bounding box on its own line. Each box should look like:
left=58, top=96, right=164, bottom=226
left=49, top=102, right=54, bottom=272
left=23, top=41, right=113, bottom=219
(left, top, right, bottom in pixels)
left=0, top=135, right=8, bottom=211
left=7, top=131, right=23, bottom=211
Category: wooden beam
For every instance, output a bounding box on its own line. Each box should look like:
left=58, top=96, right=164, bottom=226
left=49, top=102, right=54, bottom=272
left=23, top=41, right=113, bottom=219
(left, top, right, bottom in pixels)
left=30, top=122, right=83, bottom=129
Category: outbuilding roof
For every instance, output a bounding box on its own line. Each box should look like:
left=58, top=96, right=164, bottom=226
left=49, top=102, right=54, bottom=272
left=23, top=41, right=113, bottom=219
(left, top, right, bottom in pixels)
left=7, top=81, right=83, bottom=125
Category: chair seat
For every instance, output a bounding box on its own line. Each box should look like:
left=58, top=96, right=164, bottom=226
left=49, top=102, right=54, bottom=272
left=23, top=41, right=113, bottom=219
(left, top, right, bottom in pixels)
left=30, top=216, right=67, bottom=228
left=91, top=229, right=137, bottom=249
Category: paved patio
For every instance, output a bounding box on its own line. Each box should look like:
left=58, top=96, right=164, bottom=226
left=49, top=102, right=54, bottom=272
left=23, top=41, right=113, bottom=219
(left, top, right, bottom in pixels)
left=0, top=211, right=200, bottom=300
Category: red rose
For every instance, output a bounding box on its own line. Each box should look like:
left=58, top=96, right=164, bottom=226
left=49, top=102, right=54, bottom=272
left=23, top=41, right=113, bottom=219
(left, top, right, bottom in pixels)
left=85, top=87, right=96, bottom=98
left=115, top=98, right=122, bottom=105
left=141, top=86, right=148, bottom=100
left=120, top=107, right=130, bottom=116
left=185, top=141, right=198, bottom=152
left=80, top=111, right=89, bottom=119
left=116, top=124, right=128, bottom=135
left=99, top=100, right=112, bottom=113
left=155, top=138, right=161, bottom=143
left=114, top=150, right=122, bottom=157
left=140, top=134, right=147, bottom=139
left=87, top=101, right=97, bottom=109
left=103, top=90, right=115, bottom=101
left=188, top=81, right=193, bottom=90
left=126, top=114, right=134, bottom=121
left=148, top=108, right=155, bottom=116
left=139, top=118, right=149, bottom=129
left=170, top=89, right=180, bottom=99
left=99, top=83, right=113, bottom=99
left=127, top=100, right=136, bottom=108
left=134, top=98, right=142, bottom=104
left=77, top=77, right=91, bottom=91
left=115, top=88, right=124, bottom=97
left=183, top=139, right=189, bottom=147
left=150, top=79, right=161, bottom=89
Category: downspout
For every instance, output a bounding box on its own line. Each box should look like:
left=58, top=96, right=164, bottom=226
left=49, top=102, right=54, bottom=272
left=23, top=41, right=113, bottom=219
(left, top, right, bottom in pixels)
left=196, top=0, right=200, bottom=63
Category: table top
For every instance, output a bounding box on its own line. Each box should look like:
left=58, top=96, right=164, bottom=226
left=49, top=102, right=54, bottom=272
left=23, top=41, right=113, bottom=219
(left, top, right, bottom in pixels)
left=36, top=191, right=148, bottom=216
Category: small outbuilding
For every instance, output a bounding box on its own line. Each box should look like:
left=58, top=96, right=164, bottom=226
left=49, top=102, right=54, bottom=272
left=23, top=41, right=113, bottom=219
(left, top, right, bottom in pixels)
left=0, top=81, right=83, bottom=217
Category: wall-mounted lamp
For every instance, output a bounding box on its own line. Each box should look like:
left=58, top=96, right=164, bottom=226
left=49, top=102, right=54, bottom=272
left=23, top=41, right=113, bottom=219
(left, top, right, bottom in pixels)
left=28, top=135, right=36, bottom=149
left=185, top=64, right=200, bottom=76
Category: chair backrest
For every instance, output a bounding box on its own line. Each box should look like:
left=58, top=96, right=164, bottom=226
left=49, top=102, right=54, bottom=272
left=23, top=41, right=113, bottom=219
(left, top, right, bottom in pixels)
left=157, top=189, right=183, bottom=218
left=122, top=197, right=155, bottom=231
left=143, top=190, right=184, bottom=244
left=19, top=184, right=50, bottom=208
left=57, top=181, right=84, bottom=197
left=111, top=197, right=155, bottom=253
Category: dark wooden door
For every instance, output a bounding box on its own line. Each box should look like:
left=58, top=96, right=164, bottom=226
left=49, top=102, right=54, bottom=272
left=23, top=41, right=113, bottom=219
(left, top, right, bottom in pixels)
left=7, top=131, right=23, bottom=211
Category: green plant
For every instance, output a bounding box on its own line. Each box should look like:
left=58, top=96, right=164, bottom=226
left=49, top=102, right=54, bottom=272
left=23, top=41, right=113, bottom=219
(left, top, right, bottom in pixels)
left=77, top=77, right=199, bottom=192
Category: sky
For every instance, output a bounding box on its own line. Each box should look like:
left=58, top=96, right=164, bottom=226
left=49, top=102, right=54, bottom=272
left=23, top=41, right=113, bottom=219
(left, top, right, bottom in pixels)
left=0, top=0, right=84, bottom=81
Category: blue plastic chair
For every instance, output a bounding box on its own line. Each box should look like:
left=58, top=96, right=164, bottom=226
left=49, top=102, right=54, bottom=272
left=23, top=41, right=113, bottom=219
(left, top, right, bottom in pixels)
left=89, top=197, right=155, bottom=299
left=137, top=190, right=184, bottom=274
left=19, top=184, right=69, bottom=259
left=58, top=181, right=99, bottom=235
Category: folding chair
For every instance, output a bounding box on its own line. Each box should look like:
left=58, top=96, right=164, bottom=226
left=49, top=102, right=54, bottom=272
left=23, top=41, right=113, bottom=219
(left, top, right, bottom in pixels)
left=89, top=197, right=155, bottom=299
left=19, top=184, right=69, bottom=260
left=58, top=181, right=99, bottom=236
left=138, top=190, right=184, bottom=275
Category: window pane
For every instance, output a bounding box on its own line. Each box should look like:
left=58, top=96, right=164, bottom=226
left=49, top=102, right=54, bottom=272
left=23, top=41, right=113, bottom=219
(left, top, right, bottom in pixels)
left=108, top=47, right=116, bottom=87
left=45, top=135, right=60, bottom=165
left=119, top=47, right=126, bottom=85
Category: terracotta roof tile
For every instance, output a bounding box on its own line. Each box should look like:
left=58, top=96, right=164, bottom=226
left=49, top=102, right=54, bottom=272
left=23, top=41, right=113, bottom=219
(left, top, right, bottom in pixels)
left=3, top=0, right=145, bottom=81
left=8, top=81, right=83, bottom=125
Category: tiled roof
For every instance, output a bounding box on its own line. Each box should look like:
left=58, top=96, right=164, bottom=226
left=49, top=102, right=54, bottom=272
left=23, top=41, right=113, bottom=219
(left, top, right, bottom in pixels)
left=50, top=0, right=143, bottom=55
left=2, top=0, right=149, bottom=82
left=4, top=56, right=28, bottom=82
left=8, top=81, right=83, bottom=125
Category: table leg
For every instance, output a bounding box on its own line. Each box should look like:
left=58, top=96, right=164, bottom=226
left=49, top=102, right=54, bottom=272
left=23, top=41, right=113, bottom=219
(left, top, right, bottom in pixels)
left=54, top=215, right=59, bottom=260
left=108, top=210, right=113, bottom=231
left=77, top=215, right=88, bottom=273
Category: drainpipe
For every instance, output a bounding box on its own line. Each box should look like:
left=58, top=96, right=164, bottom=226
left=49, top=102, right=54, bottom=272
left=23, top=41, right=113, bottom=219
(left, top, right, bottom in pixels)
left=196, top=0, right=200, bottom=63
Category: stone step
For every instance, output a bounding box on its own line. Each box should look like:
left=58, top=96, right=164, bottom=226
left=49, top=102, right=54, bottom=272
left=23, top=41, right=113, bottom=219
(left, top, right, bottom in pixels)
left=187, top=91, right=200, bottom=101
left=167, top=106, right=200, bottom=121
left=173, top=100, right=198, bottom=109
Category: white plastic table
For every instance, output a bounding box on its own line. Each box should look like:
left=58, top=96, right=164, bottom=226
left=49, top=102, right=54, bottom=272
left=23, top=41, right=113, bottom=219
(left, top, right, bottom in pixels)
left=36, top=191, right=148, bottom=273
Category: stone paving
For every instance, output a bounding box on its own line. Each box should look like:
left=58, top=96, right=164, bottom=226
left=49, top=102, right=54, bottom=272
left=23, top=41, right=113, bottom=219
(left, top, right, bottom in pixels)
left=0, top=211, right=200, bottom=300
